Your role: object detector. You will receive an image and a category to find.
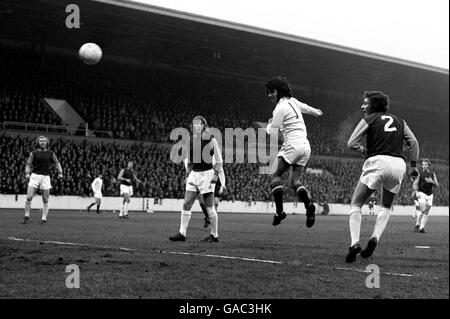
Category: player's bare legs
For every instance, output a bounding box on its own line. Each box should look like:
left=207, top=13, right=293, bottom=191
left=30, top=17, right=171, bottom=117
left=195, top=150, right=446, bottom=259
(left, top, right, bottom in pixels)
left=23, top=185, right=37, bottom=224
left=270, top=156, right=290, bottom=226
left=288, top=164, right=316, bottom=227
left=198, top=194, right=210, bottom=228
left=346, top=181, right=375, bottom=262
left=419, top=204, right=431, bottom=233
left=169, top=190, right=197, bottom=241
left=87, top=198, right=101, bottom=214
left=41, top=189, right=50, bottom=224
left=200, top=192, right=218, bottom=242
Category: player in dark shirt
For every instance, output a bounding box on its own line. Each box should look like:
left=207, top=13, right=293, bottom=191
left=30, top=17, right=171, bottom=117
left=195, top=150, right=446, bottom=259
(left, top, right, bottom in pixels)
left=117, top=161, right=141, bottom=219
left=412, top=159, right=439, bottom=233
left=169, top=115, right=223, bottom=242
left=23, top=136, right=63, bottom=224
left=345, top=91, right=419, bottom=263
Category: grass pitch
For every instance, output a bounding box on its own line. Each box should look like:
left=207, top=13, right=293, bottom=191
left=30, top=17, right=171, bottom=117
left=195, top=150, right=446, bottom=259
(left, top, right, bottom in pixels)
left=0, top=208, right=448, bottom=299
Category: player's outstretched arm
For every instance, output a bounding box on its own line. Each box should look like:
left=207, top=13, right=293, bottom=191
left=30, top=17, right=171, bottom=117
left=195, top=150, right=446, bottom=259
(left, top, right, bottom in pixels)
left=298, top=101, right=323, bottom=117
left=25, top=152, right=33, bottom=179
left=347, top=119, right=368, bottom=154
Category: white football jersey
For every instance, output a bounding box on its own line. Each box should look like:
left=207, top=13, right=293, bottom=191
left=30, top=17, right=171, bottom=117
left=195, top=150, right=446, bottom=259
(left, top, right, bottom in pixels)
left=91, top=177, right=103, bottom=193
left=267, top=97, right=319, bottom=144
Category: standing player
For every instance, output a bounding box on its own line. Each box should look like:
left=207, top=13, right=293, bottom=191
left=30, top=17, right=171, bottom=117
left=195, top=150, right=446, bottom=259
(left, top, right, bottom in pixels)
left=265, top=76, right=322, bottom=227
left=345, top=91, right=419, bottom=263
left=413, top=159, right=439, bottom=233
left=117, top=161, right=141, bottom=219
left=169, top=115, right=222, bottom=242
left=87, top=173, right=103, bottom=214
left=23, top=136, right=63, bottom=224
left=196, top=158, right=226, bottom=228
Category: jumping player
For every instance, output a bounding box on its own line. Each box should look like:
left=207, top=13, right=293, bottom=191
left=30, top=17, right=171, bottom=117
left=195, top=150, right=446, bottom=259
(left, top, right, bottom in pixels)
left=23, top=136, right=63, bottom=224
left=117, top=161, right=141, bottom=219
left=345, top=91, right=419, bottom=263
left=413, top=159, right=439, bottom=233
left=265, top=76, right=322, bottom=228
left=170, top=115, right=222, bottom=242
left=87, top=173, right=103, bottom=214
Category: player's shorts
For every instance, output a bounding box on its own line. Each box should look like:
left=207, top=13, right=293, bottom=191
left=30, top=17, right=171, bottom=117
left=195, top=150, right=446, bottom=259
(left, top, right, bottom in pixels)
left=417, top=191, right=433, bottom=208
left=277, top=140, right=311, bottom=167
left=120, top=184, right=133, bottom=196
left=186, top=169, right=215, bottom=194
left=360, top=155, right=406, bottom=194
left=93, top=191, right=102, bottom=199
left=28, top=173, right=52, bottom=190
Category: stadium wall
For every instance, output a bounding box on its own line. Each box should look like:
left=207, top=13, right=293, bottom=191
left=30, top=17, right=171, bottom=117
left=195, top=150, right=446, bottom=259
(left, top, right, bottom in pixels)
left=1, top=195, right=448, bottom=216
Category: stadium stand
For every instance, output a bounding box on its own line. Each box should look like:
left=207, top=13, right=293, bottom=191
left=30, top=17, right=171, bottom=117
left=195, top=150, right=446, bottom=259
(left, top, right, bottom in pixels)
left=1, top=132, right=448, bottom=206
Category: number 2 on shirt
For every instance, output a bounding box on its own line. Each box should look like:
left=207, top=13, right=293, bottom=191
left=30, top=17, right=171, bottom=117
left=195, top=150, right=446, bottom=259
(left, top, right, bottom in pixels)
left=381, top=115, right=397, bottom=132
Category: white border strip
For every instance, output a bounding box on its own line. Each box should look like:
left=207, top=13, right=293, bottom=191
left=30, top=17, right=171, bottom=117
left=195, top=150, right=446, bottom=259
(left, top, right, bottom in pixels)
left=6, top=237, right=439, bottom=279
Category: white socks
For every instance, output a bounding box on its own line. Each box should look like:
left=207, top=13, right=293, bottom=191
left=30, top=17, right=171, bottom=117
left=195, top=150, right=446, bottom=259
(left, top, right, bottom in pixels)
left=179, top=210, right=192, bottom=236
left=372, top=207, right=390, bottom=240
left=120, top=202, right=129, bottom=217
left=416, top=212, right=423, bottom=226
left=207, top=207, right=219, bottom=238
left=25, top=200, right=31, bottom=217
left=42, top=203, right=49, bottom=220
left=420, top=214, right=428, bottom=230
left=349, top=207, right=362, bottom=246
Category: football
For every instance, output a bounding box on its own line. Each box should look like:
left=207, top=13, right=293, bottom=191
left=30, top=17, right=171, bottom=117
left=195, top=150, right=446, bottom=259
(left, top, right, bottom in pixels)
left=78, top=43, right=102, bottom=65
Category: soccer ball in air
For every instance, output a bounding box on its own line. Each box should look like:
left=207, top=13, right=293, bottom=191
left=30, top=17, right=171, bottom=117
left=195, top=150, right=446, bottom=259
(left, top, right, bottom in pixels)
left=78, top=43, right=102, bottom=65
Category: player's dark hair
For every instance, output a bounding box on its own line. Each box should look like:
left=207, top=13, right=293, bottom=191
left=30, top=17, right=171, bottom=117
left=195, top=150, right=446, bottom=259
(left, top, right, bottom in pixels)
left=364, top=91, right=390, bottom=114
left=422, top=158, right=431, bottom=166
left=265, top=76, right=292, bottom=101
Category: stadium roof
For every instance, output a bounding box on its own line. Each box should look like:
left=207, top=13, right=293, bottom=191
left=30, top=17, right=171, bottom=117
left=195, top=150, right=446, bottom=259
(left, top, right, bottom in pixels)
left=1, top=0, right=448, bottom=112
left=103, top=0, right=448, bottom=75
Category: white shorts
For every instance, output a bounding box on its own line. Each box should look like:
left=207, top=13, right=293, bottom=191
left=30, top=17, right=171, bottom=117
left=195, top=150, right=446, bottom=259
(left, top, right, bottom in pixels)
left=186, top=169, right=215, bottom=194
left=93, top=191, right=102, bottom=199
left=360, top=155, right=406, bottom=194
left=417, top=191, right=433, bottom=208
left=277, top=140, right=311, bottom=167
left=28, top=173, right=52, bottom=190
left=120, top=185, right=133, bottom=196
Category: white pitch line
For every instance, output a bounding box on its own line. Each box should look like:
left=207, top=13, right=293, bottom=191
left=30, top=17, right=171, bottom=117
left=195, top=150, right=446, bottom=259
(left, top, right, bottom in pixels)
left=7, top=236, right=135, bottom=252
left=163, top=250, right=282, bottom=264
left=6, top=237, right=438, bottom=279
left=415, top=246, right=431, bottom=249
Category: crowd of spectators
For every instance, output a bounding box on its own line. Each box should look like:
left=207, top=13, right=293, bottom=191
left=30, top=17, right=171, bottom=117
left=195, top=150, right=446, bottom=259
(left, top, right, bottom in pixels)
left=1, top=45, right=448, bottom=161
left=1, top=133, right=448, bottom=206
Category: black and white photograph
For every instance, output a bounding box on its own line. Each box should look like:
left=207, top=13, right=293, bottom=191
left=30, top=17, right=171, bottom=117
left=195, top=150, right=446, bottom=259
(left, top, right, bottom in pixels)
left=0, top=0, right=448, bottom=307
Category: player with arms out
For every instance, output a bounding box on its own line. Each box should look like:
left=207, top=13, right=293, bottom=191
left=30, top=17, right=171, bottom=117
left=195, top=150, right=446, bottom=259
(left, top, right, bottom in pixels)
left=345, top=91, right=419, bottom=263
left=265, top=76, right=322, bottom=228
left=412, top=158, right=439, bottom=233
left=87, top=173, right=103, bottom=214
left=23, top=136, right=63, bottom=224
left=170, top=115, right=222, bottom=242
left=117, top=161, right=141, bottom=219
